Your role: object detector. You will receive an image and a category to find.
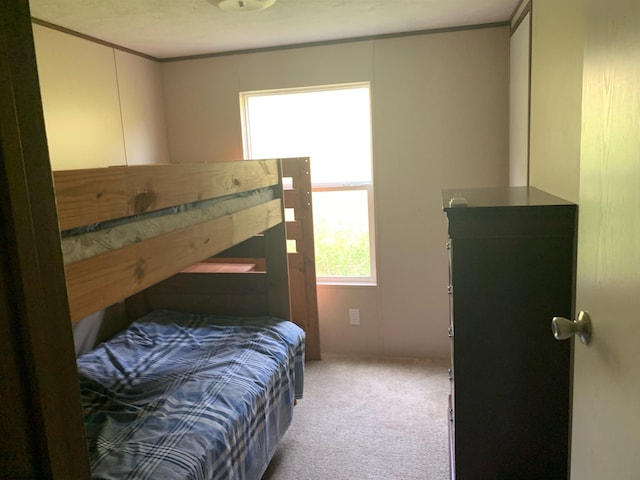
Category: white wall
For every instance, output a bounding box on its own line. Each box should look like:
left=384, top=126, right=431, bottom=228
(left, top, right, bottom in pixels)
left=372, top=30, right=509, bottom=357
left=528, top=0, right=583, bottom=202
left=34, top=25, right=126, bottom=170
left=33, top=24, right=169, bottom=170
left=162, top=26, right=510, bottom=358
left=509, top=11, right=531, bottom=186
left=115, top=50, right=170, bottom=165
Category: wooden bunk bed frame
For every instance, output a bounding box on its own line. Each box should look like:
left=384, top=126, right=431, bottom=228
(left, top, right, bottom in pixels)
left=54, top=158, right=321, bottom=362
left=50, top=157, right=309, bottom=479
left=53, top=159, right=290, bottom=323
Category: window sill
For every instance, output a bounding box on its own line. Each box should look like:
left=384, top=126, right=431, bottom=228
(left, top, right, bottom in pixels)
left=317, top=280, right=377, bottom=287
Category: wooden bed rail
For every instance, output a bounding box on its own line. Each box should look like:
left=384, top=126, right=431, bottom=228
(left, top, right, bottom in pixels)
left=66, top=200, right=283, bottom=322
left=53, top=159, right=280, bottom=231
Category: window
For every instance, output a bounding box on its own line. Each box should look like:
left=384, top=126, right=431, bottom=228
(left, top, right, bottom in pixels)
left=240, top=83, right=376, bottom=284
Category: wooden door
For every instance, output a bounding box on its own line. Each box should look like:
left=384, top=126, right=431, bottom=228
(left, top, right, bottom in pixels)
left=569, top=0, right=640, bottom=477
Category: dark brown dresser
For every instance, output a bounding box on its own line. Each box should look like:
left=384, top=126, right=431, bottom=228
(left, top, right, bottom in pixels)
left=442, top=187, right=576, bottom=480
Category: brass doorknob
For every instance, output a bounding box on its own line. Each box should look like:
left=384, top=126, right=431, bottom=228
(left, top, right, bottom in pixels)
left=552, top=311, right=592, bottom=345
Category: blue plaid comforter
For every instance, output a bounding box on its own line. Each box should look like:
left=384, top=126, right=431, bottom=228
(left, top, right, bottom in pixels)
left=77, top=310, right=305, bottom=480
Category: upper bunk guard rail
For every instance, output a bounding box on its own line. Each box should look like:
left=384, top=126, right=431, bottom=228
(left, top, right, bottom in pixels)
left=53, top=159, right=285, bottom=322
left=65, top=200, right=283, bottom=322
left=53, top=160, right=280, bottom=231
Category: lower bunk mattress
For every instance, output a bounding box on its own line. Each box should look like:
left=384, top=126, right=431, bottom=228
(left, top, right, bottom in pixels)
left=77, top=309, right=305, bottom=480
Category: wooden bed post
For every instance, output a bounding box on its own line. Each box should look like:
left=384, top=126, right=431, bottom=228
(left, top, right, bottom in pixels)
left=264, top=222, right=291, bottom=321
left=0, top=2, right=90, bottom=478
left=282, top=157, right=321, bottom=360
left=264, top=160, right=291, bottom=320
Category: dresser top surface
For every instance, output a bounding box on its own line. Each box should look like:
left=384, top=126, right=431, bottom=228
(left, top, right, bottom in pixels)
left=442, top=186, right=575, bottom=211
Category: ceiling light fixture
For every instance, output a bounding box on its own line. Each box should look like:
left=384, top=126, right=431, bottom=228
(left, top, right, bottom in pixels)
left=212, top=0, right=277, bottom=12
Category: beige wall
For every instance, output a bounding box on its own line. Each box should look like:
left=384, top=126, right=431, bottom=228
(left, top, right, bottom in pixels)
left=509, top=11, right=530, bottom=186
left=162, top=27, right=510, bottom=358
left=528, top=0, right=583, bottom=202
left=34, top=25, right=125, bottom=170
left=163, top=41, right=374, bottom=163
left=114, top=50, right=170, bottom=165
left=33, top=24, right=169, bottom=170
left=372, top=30, right=509, bottom=357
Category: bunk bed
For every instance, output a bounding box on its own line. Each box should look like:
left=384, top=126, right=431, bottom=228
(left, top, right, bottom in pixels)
left=53, top=158, right=306, bottom=480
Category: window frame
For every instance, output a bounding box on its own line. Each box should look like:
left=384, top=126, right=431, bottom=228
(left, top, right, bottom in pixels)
left=312, top=181, right=376, bottom=285
left=240, top=83, right=377, bottom=286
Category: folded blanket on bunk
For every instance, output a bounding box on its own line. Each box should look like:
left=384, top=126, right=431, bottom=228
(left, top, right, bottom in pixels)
left=77, top=309, right=305, bottom=480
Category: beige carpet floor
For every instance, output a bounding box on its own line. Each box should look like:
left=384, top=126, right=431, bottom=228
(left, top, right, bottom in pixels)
left=262, top=353, right=451, bottom=480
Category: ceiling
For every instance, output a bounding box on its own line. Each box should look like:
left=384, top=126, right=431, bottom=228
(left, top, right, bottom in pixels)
left=29, top=0, right=520, bottom=60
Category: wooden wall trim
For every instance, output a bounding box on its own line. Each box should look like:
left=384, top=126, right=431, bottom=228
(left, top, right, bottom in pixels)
left=0, top=1, right=90, bottom=478
left=53, top=159, right=280, bottom=230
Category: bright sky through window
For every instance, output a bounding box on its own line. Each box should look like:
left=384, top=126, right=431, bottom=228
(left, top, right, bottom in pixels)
left=242, top=84, right=375, bottom=283
left=243, top=86, right=372, bottom=184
